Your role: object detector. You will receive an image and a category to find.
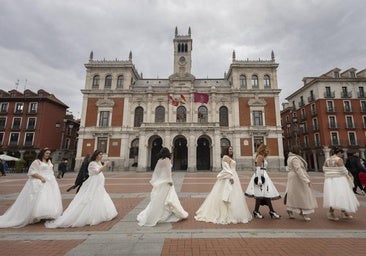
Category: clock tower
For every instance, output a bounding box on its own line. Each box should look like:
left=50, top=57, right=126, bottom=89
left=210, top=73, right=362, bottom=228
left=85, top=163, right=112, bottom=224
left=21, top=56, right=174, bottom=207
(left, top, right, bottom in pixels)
left=173, top=27, right=193, bottom=76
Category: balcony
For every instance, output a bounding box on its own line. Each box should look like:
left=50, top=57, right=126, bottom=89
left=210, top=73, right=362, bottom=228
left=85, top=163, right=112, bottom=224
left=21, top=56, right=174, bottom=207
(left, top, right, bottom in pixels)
left=344, top=108, right=352, bottom=113
left=310, top=110, right=317, bottom=116
left=326, top=107, right=336, bottom=113
left=14, top=110, right=23, bottom=115
left=11, top=125, right=21, bottom=130
left=308, top=95, right=316, bottom=103
left=324, top=91, right=335, bottom=98
left=341, top=91, right=352, bottom=98
left=27, top=110, right=37, bottom=114
left=26, top=126, right=35, bottom=131
left=357, top=92, right=366, bottom=98
left=298, top=101, right=305, bottom=107
left=345, top=123, right=356, bottom=129
left=312, top=125, right=319, bottom=132
left=328, top=123, right=339, bottom=129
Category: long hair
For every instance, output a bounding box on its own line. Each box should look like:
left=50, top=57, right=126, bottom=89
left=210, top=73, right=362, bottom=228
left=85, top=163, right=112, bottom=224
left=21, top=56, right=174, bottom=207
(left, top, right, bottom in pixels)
left=157, top=147, right=171, bottom=160
left=37, top=148, right=51, bottom=162
left=256, top=144, right=268, bottom=157
left=222, top=146, right=233, bottom=158
left=290, top=145, right=302, bottom=155
left=90, top=150, right=103, bottom=162
left=332, top=147, right=344, bottom=155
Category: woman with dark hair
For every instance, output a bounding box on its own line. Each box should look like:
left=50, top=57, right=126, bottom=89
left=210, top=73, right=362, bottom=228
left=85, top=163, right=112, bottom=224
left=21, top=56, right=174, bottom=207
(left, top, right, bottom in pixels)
left=285, top=145, right=318, bottom=221
left=195, top=146, right=252, bottom=224
left=66, top=154, right=91, bottom=193
left=137, top=147, right=188, bottom=226
left=46, top=150, right=117, bottom=228
left=0, top=148, right=62, bottom=228
left=323, top=147, right=359, bottom=221
left=245, top=144, right=281, bottom=219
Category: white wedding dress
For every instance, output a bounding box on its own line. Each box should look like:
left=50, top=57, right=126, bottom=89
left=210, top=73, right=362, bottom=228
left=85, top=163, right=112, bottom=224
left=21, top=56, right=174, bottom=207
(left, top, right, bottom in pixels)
left=0, top=160, right=62, bottom=228
left=323, top=156, right=359, bottom=212
left=45, top=161, right=117, bottom=228
left=137, top=158, right=188, bottom=226
left=195, top=157, right=252, bottom=224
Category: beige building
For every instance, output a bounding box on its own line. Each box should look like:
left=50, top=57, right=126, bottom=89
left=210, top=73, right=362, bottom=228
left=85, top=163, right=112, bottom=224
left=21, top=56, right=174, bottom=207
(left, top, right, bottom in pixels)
left=76, top=27, right=284, bottom=172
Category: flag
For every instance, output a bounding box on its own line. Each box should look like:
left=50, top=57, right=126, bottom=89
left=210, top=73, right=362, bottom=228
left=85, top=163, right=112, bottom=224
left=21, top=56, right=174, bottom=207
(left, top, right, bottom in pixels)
left=194, top=92, right=209, bottom=104
left=180, top=94, right=186, bottom=104
left=168, top=95, right=179, bottom=106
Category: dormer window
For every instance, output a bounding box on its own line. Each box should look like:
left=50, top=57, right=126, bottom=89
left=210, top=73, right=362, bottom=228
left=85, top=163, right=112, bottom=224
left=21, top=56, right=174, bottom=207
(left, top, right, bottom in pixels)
left=350, top=71, right=356, bottom=78
left=334, top=71, right=339, bottom=78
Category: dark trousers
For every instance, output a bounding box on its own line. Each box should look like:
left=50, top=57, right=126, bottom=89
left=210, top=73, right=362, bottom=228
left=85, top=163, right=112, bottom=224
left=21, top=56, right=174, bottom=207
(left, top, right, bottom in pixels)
left=350, top=171, right=364, bottom=192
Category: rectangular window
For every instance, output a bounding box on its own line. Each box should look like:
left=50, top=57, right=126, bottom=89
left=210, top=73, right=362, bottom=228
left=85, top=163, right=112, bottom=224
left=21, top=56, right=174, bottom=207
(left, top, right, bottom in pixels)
left=359, top=87, right=365, bottom=97
left=253, top=111, right=263, bottom=126
left=12, top=117, right=21, bottom=130
left=97, top=137, right=108, bottom=153
left=253, top=136, right=264, bottom=151
left=361, top=101, right=366, bottom=112
left=27, top=118, right=36, bottom=130
left=363, top=116, right=366, bottom=128
left=331, top=132, right=339, bottom=146
left=325, top=87, right=331, bottom=96
left=346, top=116, right=354, bottom=128
left=349, top=132, right=357, bottom=146
left=0, top=117, right=6, bottom=129
left=15, top=103, right=24, bottom=113
left=24, top=133, right=34, bottom=146
left=9, top=133, right=19, bottom=145
left=0, top=132, right=4, bottom=144
left=327, top=101, right=334, bottom=112
left=0, top=103, right=8, bottom=113
left=343, top=101, right=351, bottom=112
left=99, top=111, right=110, bottom=127
left=29, top=102, right=37, bottom=113
left=329, top=116, right=336, bottom=128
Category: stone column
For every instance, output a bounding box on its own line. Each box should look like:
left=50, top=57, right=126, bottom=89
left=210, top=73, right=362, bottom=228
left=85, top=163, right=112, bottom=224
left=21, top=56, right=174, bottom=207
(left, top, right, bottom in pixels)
left=187, top=133, right=197, bottom=172
left=311, top=150, right=319, bottom=171
left=137, top=132, right=147, bottom=172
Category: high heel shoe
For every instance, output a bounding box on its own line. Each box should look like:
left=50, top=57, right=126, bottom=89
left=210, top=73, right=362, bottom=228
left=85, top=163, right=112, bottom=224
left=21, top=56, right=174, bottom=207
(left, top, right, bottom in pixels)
left=269, top=211, right=281, bottom=219
left=327, top=212, right=339, bottom=221
left=341, top=210, right=353, bottom=219
left=287, top=210, right=295, bottom=219
left=253, top=210, right=264, bottom=219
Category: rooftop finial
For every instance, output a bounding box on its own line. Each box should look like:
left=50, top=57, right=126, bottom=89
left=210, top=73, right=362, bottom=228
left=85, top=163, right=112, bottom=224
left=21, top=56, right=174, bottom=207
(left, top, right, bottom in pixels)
left=175, top=26, right=178, bottom=36
left=89, top=50, right=93, bottom=61
left=129, top=51, right=132, bottom=61
left=188, top=27, right=191, bottom=36
left=232, top=50, right=236, bottom=61
left=271, top=50, right=275, bottom=61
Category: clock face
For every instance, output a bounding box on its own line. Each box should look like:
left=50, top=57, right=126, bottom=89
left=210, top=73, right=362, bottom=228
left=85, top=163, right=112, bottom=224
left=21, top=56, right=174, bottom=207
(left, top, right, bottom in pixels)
left=179, top=56, right=186, bottom=64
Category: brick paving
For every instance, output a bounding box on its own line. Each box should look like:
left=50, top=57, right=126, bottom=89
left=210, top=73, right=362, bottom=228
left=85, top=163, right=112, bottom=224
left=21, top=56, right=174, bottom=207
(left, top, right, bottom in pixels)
left=161, top=238, right=366, bottom=256
left=0, top=171, right=366, bottom=256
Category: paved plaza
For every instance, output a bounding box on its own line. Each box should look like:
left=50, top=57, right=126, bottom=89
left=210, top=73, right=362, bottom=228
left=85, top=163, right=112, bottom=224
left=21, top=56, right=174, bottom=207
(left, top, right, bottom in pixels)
left=1, top=170, right=366, bottom=256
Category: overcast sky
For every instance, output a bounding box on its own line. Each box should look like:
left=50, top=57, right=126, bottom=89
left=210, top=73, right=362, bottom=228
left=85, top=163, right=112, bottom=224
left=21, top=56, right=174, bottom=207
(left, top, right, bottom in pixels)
left=1, top=0, right=365, bottom=117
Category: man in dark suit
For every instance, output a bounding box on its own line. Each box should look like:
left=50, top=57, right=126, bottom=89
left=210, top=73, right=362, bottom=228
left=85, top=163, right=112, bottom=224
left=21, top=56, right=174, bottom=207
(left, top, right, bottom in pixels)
left=346, top=152, right=366, bottom=195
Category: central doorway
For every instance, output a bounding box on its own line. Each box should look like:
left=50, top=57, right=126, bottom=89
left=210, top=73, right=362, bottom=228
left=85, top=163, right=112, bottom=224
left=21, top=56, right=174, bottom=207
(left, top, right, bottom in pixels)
left=196, top=137, right=210, bottom=170
left=173, top=137, right=188, bottom=171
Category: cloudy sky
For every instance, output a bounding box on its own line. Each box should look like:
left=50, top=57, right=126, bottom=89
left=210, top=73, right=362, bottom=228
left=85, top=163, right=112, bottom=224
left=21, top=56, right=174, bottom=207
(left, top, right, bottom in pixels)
left=1, top=0, right=365, bottom=117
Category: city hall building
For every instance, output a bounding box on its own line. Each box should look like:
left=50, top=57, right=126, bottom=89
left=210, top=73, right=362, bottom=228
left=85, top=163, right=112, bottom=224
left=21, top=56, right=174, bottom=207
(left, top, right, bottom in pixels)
left=76, top=27, right=285, bottom=172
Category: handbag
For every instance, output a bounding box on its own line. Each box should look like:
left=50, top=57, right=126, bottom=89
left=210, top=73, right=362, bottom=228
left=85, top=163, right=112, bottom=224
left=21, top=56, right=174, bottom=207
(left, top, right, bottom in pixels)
left=254, top=176, right=265, bottom=185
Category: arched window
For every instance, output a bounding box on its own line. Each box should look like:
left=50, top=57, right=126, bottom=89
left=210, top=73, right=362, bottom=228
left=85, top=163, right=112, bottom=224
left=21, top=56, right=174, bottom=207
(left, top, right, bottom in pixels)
left=134, top=107, right=143, bottom=127
left=198, top=106, right=208, bottom=123
left=92, top=75, right=100, bottom=88
left=176, top=106, right=186, bottom=123
left=155, top=106, right=165, bottom=123
left=240, top=75, right=247, bottom=88
left=251, top=75, right=259, bottom=88
left=264, top=75, right=271, bottom=88
left=219, top=106, right=229, bottom=126
left=117, top=75, right=124, bottom=88
left=105, top=75, right=112, bottom=89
